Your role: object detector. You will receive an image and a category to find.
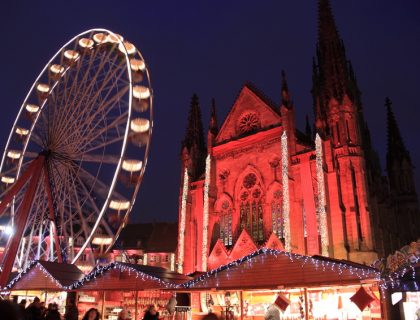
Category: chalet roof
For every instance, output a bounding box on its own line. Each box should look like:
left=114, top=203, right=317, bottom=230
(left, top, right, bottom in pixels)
left=71, top=262, right=191, bottom=291
left=6, top=261, right=84, bottom=291
left=182, top=249, right=380, bottom=290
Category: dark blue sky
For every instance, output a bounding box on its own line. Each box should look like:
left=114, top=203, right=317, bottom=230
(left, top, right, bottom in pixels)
left=1, top=1, right=420, bottom=223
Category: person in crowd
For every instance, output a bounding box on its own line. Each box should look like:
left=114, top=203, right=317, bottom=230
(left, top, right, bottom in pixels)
left=264, top=304, right=280, bottom=320
left=18, top=299, right=27, bottom=313
left=143, top=304, right=159, bottom=320
left=118, top=309, right=131, bottom=320
left=202, top=312, right=218, bottom=320
left=45, top=303, right=61, bottom=320
left=25, top=297, right=42, bottom=320
left=0, top=300, right=24, bottom=320
left=64, top=299, right=79, bottom=320
left=82, top=308, right=100, bottom=320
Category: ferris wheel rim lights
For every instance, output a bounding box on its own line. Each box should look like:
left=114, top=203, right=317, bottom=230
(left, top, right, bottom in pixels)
left=0, top=28, right=153, bottom=270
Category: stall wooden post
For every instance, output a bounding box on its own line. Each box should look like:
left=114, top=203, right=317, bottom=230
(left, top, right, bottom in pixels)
left=303, top=288, right=309, bottom=320
left=101, top=291, right=106, bottom=320
left=239, top=291, right=244, bottom=320
left=135, top=290, right=139, bottom=320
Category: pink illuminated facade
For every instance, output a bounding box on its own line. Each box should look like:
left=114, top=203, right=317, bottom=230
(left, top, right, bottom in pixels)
left=177, top=0, right=420, bottom=274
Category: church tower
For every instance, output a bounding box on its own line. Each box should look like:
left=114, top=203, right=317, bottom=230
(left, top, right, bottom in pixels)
left=311, top=0, right=377, bottom=263
left=385, top=98, right=420, bottom=248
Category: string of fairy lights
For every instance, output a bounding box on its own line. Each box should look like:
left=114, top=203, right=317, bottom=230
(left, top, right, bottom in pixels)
left=281, top=132, right=291, bottom=252
left=181, top=248, right=381, bottom=288
left=177, top=168, right=189, bottom=274
left=70, top=262, right=179, bottom=290
left=315, top=133, right=329, bottom=256
left=202, top=154, right=211, bottom=271
left=1, top=249, right=417, bottom=293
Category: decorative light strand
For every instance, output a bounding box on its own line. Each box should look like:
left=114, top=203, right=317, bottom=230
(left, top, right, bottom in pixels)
left=202, top=154, right=211, bottom=271
left=281, top=132, right=291, bottom=251
left=177, top=168, right=189, bottom=274
left=315, top=134, right=329, bottom=256
left=182, top=247, right=380, bottom=289
left=70, top=262, right=179, bottom=290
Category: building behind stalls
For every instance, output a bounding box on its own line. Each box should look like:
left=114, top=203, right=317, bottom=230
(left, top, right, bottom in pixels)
left=177, top=0, right=420, bottom=274
left=109, top=222, right=178, bottom=271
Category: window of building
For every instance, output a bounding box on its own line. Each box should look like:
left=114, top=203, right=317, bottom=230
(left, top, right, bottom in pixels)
left=219, top=200, right=233, bottom=247
left=150, top=255, right=156, bottom=262
left=162, top=255, right=169, bottom=262
left=271, top=189, right=283, bottom=239
left=239, top=173, right=264, bottom=243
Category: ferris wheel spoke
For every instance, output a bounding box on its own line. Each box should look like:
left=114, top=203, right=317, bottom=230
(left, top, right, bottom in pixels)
left=78, top=166, right=127, bottom=202
left=53, top=52, right=122, bottom=144
left=61, top=68, right=128, bottom=146
left=76, top=111, right=129, bottom=154
left=51, top=48, right=103, bottom=135
left=76, top=153, right=120, bottom=164
left=59, top=89, right=129, bottom=153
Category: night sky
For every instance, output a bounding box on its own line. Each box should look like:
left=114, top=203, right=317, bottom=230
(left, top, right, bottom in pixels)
left=1, top=1, right=420, bottom=223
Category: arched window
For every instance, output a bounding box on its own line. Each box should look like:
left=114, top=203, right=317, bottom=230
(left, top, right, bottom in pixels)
left=219, top=200, right=233, bottom=246
left=271, top=189, right=283, bottom=239
left=239, top=172, right=264, bottom=243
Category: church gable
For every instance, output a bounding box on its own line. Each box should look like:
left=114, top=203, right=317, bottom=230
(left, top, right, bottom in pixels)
left=216, top=84, right=282, bottom=144
left=263, top=233, right=284, bottom=251
left=229, top=229, right=258, bottom=261
left=208, top=239, right=229, bottom=270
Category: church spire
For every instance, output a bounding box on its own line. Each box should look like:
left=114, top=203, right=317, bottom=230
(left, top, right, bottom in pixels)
left=315, top=0, right=349, bottom=103
left=209, top=98, right=218, bottom=135
left=182, top=94, right=206, bottom=181
left=386, top=97, right=411, bottom=166
left=305, top=115, right=312, bottom=139
left=281, top=70, right=292, bottom=108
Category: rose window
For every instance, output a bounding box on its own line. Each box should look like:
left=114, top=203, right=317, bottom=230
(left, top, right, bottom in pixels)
left=243, top=173, right=257, bottom=189
left=238, top=113, right=260, bottom=134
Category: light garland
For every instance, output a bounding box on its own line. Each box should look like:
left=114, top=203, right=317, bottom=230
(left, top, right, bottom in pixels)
left=70, top=262, right=178, bottom=290
left=5, top=261, right=65, bottom=290
left=281, top=132, right=291, bottom=251
left=182, top=247, right=381, bottom=289
left=177, top=168, right=189, bottom=274
left=315, top=134, right=329, bottom=256
left=202, top=154, right=211, bottom=271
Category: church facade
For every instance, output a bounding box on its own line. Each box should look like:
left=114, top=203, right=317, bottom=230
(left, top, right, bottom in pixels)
left=177, top=0, right=420, bottom=275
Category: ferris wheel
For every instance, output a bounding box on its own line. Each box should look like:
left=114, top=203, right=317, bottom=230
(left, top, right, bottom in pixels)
left=0, top=28, right=153, bottom=284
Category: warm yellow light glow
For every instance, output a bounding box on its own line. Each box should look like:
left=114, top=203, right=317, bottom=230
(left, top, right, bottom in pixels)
left=133, top=86, right=150, bottom=99
left=1, top=176, right=15, bottom=184
left=107, top=33, right=123, bottom=44
left=16, top=127, right=29, bottom=136
left=130, top=118, right=150, bottom=133
left=78, top=38, right=94, bottom=49
left=122, top=159, right=142, bottom=172
left=92, top=237, right=113, bottom=245
left=49, top=64, right=64, bottom=74
left=64, top=50, right=80, bottom=61
left=25, top=104, right=40, bottom=113
left=118, top=41, right=136, bottom=55
left=109, top=200, right=130, bottom=211
left=93, top=33, right=107, bottom=44
left=7, top=150, right=21, bottom=160
left=37, top=83, right=49, bottom=93
left=130, top=59, right=146, bottom=72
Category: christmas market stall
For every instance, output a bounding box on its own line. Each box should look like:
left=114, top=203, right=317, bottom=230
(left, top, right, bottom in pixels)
left=4, top=260, right=84, bottom=314
left=374, top=240, right=420, bottom=320
left=70, top=262, right=191, bottom=320
left=179, top=249, right=383, bottom=320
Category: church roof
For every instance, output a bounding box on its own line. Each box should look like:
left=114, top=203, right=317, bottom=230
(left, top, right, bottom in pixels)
left=216, top=83, right=282, bottom=144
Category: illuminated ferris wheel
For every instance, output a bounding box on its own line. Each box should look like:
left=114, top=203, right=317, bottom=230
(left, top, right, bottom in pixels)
left=0, top=28, right=153, bottom=284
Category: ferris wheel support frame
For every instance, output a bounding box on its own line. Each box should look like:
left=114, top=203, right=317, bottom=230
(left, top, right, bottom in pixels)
left=0, top=155, right=61, bottom=287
